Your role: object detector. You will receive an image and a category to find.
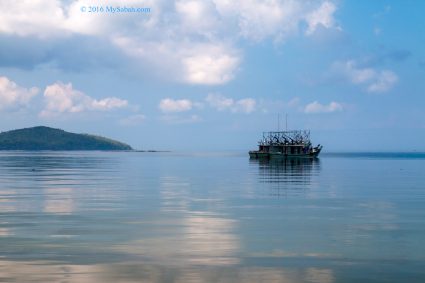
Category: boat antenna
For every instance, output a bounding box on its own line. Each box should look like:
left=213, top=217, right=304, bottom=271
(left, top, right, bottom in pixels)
left=285, top=114, right=288, bottom=131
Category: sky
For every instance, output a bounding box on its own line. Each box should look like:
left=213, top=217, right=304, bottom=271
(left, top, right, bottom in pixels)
left=0, top=0, right=424, bottom=151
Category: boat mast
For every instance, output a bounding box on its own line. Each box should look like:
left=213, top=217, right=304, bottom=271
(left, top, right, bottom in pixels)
left=285, top=114, right=288, bottom=131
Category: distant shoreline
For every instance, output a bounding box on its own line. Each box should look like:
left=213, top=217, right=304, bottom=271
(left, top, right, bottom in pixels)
left=0, top=149, right=170, bottom=152
left=130, top=150, right=171, bottom=152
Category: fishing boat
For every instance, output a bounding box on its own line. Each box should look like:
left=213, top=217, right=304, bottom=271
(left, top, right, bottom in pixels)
left=249, top=130, right=322, bottom=159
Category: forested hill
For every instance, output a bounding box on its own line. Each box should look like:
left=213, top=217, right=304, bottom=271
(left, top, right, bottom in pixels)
left=0, top=126, right=132, bottom=150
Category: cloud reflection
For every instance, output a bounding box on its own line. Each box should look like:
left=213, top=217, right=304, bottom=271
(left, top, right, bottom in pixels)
left=183, top=214, right=239, bottom=265
left=0, top=189, right=17, bottom=213
left=0, top=227, right=12, bottom=236
left=43, top=187, right=74, bottom=214
left=305, top=267, right=335, bottom=283
left=119, top=176, right=242, bottom=266
left=0, top=260, right=337, bottom=283
left=110, top=212, right=240, bottom=266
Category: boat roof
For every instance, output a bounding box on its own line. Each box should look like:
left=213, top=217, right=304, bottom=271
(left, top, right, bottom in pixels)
left=262, top=130, right=310, bottom=141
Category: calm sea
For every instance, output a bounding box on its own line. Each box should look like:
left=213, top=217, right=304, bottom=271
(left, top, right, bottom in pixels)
left=0, top=151, right=425, bottom=282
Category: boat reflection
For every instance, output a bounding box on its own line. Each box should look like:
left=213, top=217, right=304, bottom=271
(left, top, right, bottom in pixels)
left=250, top=158, right=321, bottom=195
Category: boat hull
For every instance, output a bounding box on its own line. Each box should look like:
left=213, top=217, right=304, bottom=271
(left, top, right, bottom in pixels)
left=249, top=151, right=270, bottom=159
left=269, top=151, right=320, bottom=159
left=249, top=148, right=322, bottom=159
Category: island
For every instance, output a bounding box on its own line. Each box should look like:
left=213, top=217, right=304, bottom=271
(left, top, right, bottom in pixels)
left=0, top=126, right=132, bottom=150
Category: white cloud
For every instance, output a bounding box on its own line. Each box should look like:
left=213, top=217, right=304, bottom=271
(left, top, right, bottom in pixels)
left=182, top=50, right=240, bottom=85
left=333, top=60, right=398, bottom=93
left=214, top=0, right=339, bottom=41
left=159, top=98, right=193, bottom=113
left=305, top=1, right=337, bottom=35
left=175, top=0, right=218, bottom=35
left=205, top=93, right=234, bottom=111
left=304, top=101, right=343, bottom=114
left=0, top=0, right=67, bottom=37
left=214, top=0, right=300, bottom=41
left=0, top=76, right=38, bottom=110
left=0, top=1, right=339, bottom=39
left=40, top=82, right=128, bottom=117
left=158, top=94, right=256, bottom=115
left=205, top=93, right=256, bottom=113
left=235, top=98, right=256, bottom=113
left=0, top=1, right=339, bottom=85
left=341, top=60, right=376, bottom=83
left=0, top=0, right=155, bottom=37
left=112, top=37, right=241, bottom=85
left=367, top=70, right=398, bottom=93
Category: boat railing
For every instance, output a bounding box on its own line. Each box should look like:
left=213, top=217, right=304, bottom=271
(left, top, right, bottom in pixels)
left=260, top=130, right=311, bottom=145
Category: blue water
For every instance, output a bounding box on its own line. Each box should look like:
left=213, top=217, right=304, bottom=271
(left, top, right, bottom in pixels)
left=0, top=151, right=424, bottom=282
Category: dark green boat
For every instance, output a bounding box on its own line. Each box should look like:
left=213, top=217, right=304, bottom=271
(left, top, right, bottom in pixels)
left=249, top=130, right=322, bottom=159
